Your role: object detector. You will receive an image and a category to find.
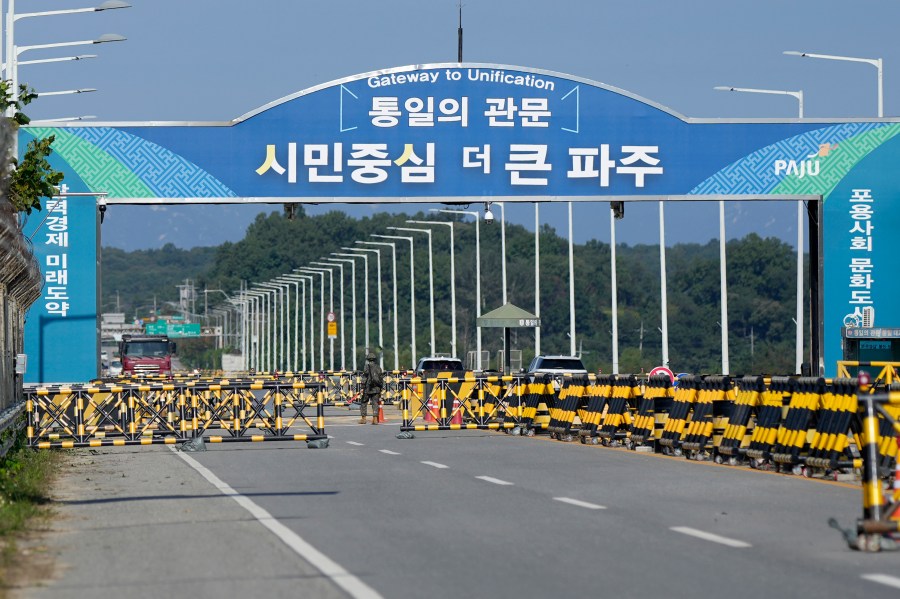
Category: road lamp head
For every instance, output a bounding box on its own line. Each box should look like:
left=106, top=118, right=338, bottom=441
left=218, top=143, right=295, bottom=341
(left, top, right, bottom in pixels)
left=95, top=33, right=127, bottom=43
left=96, top=0, right=132, bottom=10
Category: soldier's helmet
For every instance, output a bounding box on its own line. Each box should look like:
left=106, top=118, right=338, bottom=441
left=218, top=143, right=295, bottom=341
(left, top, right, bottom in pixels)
left=366, top=353, right=376, bottom=361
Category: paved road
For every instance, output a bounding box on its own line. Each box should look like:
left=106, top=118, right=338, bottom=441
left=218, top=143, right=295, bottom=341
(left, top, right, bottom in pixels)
left=15, top=410, right=900, bottom=598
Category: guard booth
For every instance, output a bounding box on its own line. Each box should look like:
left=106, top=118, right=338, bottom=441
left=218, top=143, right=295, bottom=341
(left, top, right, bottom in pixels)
left=841, top=326, right=900, bottom=378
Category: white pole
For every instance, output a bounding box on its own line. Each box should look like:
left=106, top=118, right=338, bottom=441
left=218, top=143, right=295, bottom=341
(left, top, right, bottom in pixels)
left=610, top=207, right=619, bottom=374
left=475, top=216, right=481, bottom=369
left=329, top=257, right=357, bottom=371
left=568, top=202, right=576, bottom=357
left=535, top=203, right=541, bottom=357
left=719, top=200, right=730, bottom=375
left=659, top=201, right=669, bottom=368
left=499, top=202, right=507, bottom=305
left=796, top=201, right=804, bottom=373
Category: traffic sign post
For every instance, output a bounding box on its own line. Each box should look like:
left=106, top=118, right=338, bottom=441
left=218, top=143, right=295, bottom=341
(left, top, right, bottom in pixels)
left=327, top=312, right=338, bottom=339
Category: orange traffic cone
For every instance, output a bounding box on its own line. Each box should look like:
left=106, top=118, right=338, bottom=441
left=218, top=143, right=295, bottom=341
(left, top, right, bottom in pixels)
left=450, top=397, right=463, bottom=425
left=377, top=402, right=386, bottom=423
left=424, top=394, right=437, bottom=423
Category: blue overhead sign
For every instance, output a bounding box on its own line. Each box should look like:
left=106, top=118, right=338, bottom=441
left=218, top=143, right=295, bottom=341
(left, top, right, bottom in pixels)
left=19, top=63, right=900, bottom=380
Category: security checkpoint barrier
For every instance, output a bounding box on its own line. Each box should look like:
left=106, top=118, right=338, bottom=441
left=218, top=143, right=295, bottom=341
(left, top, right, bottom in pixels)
left=836, top=361, right=900, bottom=387
left=745, top=376, right=795, bottom=466
left=24, top=379, right=328, bottom=449
left=630, top=374, right=674, bottom=449
left=596, top=374, right=640, bottom=445
left=398, top=374, right=526, bottom=434
left=547, top=375, right=589, bottom=441
left=577, top=375, right=614, bottom=444
left=518, top=376, right=556, bottom=435
left=716, top=375, right=765, bottom=464
left=770, top=377, right=825, bottom=470
left=659, top=375, right=700, bottom=454
left=830, top=388, right=900, bottom=552
left=802, top=378, right=860, bottom=472
left=679, top=376, right=733, bottom=459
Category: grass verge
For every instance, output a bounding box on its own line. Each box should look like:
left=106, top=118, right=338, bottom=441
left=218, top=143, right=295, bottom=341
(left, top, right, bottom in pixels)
left=0, top=429, right=60, bottom=597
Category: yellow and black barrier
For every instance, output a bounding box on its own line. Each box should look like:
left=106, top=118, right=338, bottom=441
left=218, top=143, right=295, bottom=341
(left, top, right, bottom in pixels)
left=547, top=375, right=589, bottom=441
left=578, top=375, right=614, bottom=444
left=630, top=374, right=673, bottom=449
left=716, top=375, right=764, bottom=464
left=680, top=375, right=732, bottom=459
left=518, top=376, right=556, bottom=436
left=597, top=374, right=639, bottom=446
left=770, top=377, right=824, bottom=470
left=397, top=374, right=526, bottom=436
left=831, top=388, right=900, bottom=552
left=659, top=375, right=699, bottom=455
left=745, top=376, right=794, bottom=467
left=24, top=379, right=328, bottom=449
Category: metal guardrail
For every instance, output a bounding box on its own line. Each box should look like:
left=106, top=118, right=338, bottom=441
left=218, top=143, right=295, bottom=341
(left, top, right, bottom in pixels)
left=0, top=401, right=25, bottom=459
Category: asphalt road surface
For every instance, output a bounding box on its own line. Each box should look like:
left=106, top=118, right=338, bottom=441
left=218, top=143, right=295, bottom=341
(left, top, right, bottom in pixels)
left=16, top=410, right=900, bottom=598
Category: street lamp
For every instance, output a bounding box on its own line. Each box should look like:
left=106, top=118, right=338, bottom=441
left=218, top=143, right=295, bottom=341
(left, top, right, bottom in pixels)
left=296, top=268, right=327, bottom=371
left=255, top=284, right=283, bottom=371
left=414, top=217, right=456, bottom=358
left=714, top=86, right=804, bottom=118
left=276, top=275, right=304, bottom=371
left=337, top=249, right=371, bottom=361
left=312, top=261, right=346, bottom=371
left=372, top=233, right=417, bottom=368
left=388, top=226, right=435, bottom=356
left=784, top=50, right=883, bottom=117
left=35, top=88, right=97, bottom=97
left=351, top=245, right=385, bottom=370
left=260, top=281, right=291, bottom=371
left=715, top=83, right=806, bottom=374
left=288, top=274, right=317, bottom=371
left=434, top=208, right=482, bottom=369
left=357, top=241, right=400, bottom=371
left=298, top=267, right=333, bottom=371
left=327, top=257, right=358, bottom=371
left=10, top=34, right=126, bottom=111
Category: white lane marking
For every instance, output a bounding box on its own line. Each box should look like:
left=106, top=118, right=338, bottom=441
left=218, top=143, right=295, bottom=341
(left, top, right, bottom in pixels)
left=553, top=497, right=607, bottom=510
left=379, top=449, right=401, bottom=455
left=669, top=526, right=751, bottom=548
left=476, top=476, right=514, bottom=486
left=172, top=449, right=383, bottom=599
left=862, top=573, right=900, bottom=590
left=421, top=461, right=448, bottom=469
left=346, top=441, right=364, bottom=446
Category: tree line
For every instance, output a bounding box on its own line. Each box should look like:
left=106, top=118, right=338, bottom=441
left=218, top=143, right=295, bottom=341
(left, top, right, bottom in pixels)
left=101, top=206, right=808, bottom=376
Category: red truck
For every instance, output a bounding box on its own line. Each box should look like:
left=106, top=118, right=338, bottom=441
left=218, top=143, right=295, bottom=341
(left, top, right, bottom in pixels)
left=119, top=334, right=176, bottom=376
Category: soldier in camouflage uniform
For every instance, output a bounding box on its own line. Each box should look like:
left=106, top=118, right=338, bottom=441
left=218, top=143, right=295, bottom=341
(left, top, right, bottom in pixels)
left=359, top=353, right=383, bottom=425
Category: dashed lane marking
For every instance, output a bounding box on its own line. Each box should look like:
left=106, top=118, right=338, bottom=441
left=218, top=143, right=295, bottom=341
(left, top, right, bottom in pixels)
left=421, top=461, right=448, bottom=469
left=553, top=497, right=606, bottom=510
left=670, top=526, right=751, bottom=548
left=475, top=476, right=514, bottom=486
left=346, top=441, right=364, bottom=446
left=862, top=573, right=900, bottom=590
left=379, top=449, right=401, bottom=455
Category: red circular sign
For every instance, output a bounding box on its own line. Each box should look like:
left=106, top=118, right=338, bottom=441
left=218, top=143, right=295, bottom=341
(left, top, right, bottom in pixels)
left=649, top=366, right=675, bottom=382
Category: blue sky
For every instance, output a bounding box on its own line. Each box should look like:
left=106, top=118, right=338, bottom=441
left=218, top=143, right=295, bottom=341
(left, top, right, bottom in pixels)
left=11, top=0, right=900, bottom=250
